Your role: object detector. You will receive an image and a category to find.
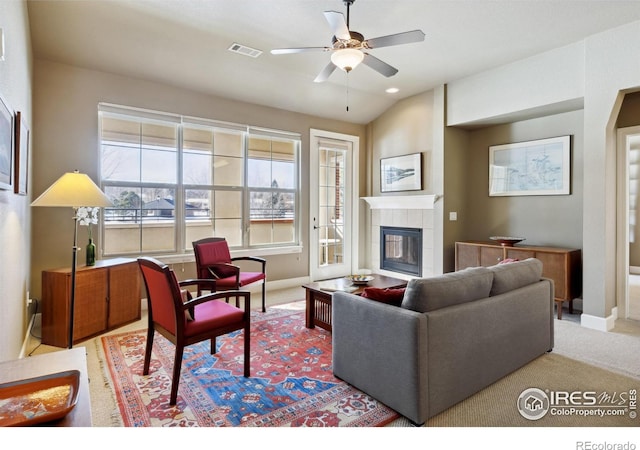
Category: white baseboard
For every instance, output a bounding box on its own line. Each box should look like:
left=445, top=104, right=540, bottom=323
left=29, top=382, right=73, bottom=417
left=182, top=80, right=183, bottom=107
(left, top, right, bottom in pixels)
left=580, top=306, right=617, bottom=332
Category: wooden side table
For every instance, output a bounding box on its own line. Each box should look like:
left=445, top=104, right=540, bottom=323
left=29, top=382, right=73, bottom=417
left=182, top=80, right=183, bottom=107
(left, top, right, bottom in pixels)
left=302, top=274, right=408, bottom=332
left=0, top=348, right=92, bottom=426
left=455, top=241, right=582, bottom=319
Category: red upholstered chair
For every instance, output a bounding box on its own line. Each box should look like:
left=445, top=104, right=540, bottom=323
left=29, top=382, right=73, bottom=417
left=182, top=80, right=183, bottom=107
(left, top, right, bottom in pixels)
left=192, top=237, right=267, bottom=312
left=137, top=256, right=251, bottom=405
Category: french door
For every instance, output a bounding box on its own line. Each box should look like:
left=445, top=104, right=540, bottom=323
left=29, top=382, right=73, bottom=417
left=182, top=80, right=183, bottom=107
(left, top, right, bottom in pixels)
left=309, top=129, right=359, bottom=281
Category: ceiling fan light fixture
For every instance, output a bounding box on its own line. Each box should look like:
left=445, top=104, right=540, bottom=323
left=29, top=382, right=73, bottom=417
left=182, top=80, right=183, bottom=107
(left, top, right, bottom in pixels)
left=331, top=48, right=364, bottom=72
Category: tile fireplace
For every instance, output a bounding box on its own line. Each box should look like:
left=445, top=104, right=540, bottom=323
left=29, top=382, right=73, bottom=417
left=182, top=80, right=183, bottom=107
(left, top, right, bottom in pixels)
left=362, top=195, right=437, bottom=279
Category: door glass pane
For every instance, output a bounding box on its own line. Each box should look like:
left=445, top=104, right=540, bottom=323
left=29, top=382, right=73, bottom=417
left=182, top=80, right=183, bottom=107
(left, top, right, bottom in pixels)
left=318, top=148, right=345, bottom=266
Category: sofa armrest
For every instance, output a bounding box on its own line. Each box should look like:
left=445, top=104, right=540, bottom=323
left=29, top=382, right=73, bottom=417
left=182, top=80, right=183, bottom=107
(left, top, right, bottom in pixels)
left=332, top=292, right=429, bottom=425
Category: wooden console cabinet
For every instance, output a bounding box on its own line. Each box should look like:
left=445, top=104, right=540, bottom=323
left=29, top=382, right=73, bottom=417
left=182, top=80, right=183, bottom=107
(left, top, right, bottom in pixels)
left=455, top=241, right=581, bottom=319
left=42, top=258, right=141, bottom=347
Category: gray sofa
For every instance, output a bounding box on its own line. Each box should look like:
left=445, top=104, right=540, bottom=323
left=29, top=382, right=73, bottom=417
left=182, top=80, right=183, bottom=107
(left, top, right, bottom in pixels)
left=331, top=258, right=554, bottom=425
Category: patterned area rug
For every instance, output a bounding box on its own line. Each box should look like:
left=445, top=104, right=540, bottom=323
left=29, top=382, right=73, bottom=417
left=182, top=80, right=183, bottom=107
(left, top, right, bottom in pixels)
left=101, top=305, right=399, bottom=427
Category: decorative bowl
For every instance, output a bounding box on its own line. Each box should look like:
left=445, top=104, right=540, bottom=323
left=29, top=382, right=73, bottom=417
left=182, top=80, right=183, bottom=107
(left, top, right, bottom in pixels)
left=490, top=236, right=525, bottom=247
left=346, top=275, right=374, bottom=285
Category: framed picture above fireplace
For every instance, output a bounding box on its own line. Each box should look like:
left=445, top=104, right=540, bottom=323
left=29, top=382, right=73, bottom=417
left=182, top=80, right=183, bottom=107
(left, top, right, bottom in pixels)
left=380, top=153, right=422, bottom=192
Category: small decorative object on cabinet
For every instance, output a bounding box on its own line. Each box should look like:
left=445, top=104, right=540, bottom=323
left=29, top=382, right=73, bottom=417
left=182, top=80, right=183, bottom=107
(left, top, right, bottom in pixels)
left=77, top=206, right=99, bottom=266
left=41, top=258, right=141, bottom=347
left=85, top=239, right=96, bottom=266
left=455, top=241, right=581, bottom=320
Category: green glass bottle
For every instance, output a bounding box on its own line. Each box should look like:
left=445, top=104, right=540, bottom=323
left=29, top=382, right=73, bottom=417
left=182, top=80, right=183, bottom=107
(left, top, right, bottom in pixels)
left=86, top=238, right=96, bottom=266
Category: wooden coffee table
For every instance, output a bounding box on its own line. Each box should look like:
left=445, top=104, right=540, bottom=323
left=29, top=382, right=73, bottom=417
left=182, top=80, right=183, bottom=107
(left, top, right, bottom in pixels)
left=302, top=274, right=408, bottom=332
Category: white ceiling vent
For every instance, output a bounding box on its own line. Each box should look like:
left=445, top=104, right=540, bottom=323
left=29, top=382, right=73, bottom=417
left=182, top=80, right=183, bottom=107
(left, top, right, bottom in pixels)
left=228, top=42, right=262, bottom=58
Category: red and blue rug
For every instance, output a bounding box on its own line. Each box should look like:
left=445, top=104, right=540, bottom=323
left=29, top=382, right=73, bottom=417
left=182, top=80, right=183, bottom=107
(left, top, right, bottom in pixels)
left=101, top=304, right=399, bottom=427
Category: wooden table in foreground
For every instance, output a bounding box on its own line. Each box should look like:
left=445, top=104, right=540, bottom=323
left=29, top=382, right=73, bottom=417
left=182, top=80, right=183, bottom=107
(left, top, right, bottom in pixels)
left=0, top=347, right=92, bottom=427
left=302, top=274, right=408, bottom=332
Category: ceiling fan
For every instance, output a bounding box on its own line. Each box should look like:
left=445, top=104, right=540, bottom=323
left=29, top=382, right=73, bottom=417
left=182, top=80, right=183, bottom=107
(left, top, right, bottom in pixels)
left=270, top=0, right=425, bottom=82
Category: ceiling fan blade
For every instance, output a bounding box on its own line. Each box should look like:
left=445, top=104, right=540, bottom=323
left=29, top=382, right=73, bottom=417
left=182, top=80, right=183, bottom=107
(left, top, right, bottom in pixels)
left=271, top=47, right=331, bottom=55
left=314, top=62, right=337, bottom=83
left=364, top=30, right=426, bottom=49
left=324, top=10, right=351, bottom=40
left=362, top=53, right=398, bottom=77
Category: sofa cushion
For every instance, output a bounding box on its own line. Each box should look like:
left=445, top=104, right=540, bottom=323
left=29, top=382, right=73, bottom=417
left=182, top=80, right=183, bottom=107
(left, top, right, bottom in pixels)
left=361, top=287, right=406, bottom=306
left=488, top=257, right=543, bottom=296
left=400, top=266, right=494, bottom=313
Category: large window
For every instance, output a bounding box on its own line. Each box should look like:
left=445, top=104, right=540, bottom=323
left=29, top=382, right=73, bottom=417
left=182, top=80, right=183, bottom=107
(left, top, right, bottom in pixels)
left=99, top=104, right=300, bottom=257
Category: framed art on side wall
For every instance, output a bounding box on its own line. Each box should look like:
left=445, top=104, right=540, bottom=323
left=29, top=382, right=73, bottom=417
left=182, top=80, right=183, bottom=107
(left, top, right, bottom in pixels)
left=380, top=153, right=422, bottom=192
left=0, top=92, right=13, bottom=190
left=14, top=111, right=29, bottom=195
left=489, top=135, right=571, bottom=197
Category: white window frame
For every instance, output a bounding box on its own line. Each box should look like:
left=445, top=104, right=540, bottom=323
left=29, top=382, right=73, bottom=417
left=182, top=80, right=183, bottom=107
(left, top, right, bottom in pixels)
left=98, top=103, right=302, bottom=261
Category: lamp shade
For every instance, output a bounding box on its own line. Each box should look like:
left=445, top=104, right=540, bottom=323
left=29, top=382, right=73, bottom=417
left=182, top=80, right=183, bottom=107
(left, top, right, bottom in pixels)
left=331, top=48, right=364, bottom=72
left=31, top=171, right=113, bottom=208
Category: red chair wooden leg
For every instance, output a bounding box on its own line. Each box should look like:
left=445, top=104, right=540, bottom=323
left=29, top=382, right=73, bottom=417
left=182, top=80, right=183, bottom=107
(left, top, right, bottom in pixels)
left=143, top=327, right=154, bottom=375
left=243, top=324, right=250, bottom=377
left=170, top=345, right=184, bottom=405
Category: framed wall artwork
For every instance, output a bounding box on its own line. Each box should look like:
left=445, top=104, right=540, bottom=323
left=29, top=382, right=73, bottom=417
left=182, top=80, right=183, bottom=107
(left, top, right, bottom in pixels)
left=0, top=92, right=13, bottom=190
left=380, top=152, right=422, bottom=192
left=14, top=111, right=29, bottom=195
left=489, top=135, right=571, bottom=197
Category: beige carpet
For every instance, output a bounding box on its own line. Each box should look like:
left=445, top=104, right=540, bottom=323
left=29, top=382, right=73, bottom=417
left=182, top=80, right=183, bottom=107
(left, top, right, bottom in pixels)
left=424, top=352, right=638, bottom=427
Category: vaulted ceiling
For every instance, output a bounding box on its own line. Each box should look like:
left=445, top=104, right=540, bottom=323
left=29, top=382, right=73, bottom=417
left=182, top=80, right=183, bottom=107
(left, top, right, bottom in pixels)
left=27, top=0, right=640, bottom=124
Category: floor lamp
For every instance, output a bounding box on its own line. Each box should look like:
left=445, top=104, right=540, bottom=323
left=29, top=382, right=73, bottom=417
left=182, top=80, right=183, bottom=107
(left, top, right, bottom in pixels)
left=31, top=170, right=113, bottom=349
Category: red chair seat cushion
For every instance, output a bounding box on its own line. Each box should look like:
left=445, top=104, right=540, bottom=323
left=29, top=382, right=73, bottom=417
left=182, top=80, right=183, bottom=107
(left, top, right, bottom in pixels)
left=184, top=300, right=245, bottom=337
left=215, top=272, right=265, bottom=288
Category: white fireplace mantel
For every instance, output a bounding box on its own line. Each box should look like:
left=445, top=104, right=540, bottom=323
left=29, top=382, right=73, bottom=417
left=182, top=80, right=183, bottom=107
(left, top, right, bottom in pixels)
left=361, top=194, right=440, bottom=210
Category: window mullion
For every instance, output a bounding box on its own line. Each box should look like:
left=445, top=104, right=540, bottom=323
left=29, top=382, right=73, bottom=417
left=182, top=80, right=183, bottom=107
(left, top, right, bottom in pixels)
left=176, top=125, right=185, bottom=253
left=242, top=132, right=250, bottom=247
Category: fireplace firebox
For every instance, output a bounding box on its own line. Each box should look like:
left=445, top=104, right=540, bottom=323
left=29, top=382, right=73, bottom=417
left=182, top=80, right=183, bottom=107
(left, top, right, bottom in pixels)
left=380, top=226, right=422, bottom=276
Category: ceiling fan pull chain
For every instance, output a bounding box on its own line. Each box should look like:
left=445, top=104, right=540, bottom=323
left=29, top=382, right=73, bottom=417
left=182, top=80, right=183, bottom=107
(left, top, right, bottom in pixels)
left=346, top=73, right=350, bottom=112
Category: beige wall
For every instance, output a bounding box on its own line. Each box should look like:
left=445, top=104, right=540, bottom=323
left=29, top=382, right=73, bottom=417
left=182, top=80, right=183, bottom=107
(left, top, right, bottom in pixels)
left=0, top=0, right=33, bottom=361
left=30, top=59, right=366, bottom=300
left=369, top=91, right=435, bottom=195
left=582, top=21, right=640, bottom=325
left=442, top=123, right=469, bottom=272
left=460, top=110, right=584, bottom=250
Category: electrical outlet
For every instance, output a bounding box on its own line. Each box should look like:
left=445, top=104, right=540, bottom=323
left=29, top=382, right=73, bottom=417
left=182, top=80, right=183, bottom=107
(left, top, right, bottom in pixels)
left=25, top=291, right=32, bottom=309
